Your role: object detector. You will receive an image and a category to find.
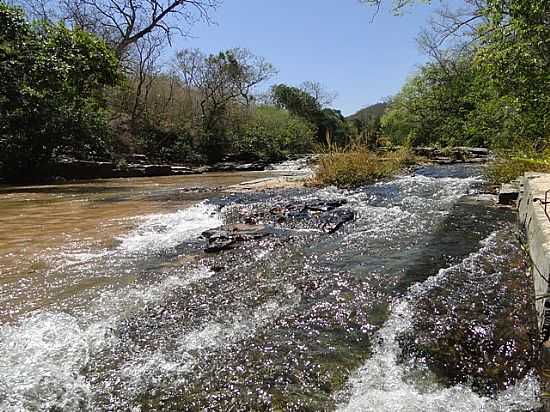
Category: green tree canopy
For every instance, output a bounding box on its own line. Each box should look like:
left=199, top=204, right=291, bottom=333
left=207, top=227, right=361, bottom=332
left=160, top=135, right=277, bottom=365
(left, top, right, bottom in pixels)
left=0, top=3, right=120, bottom=180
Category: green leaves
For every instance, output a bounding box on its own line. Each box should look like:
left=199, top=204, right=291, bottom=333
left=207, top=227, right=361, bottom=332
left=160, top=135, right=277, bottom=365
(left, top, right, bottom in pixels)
left=381, top=0, right=550, bottom=151
left=0, top=3, right=119, bottom=180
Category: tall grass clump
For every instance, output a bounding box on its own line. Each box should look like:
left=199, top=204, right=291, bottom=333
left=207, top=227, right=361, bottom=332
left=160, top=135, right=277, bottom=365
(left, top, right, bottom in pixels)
left=313, top=144, right=417, bottom=187
left=486, top=151, right=550, bottom=184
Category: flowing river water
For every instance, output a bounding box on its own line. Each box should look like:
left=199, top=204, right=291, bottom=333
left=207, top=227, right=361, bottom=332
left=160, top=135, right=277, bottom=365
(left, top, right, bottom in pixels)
left=0, top=164, right=542, bottom=411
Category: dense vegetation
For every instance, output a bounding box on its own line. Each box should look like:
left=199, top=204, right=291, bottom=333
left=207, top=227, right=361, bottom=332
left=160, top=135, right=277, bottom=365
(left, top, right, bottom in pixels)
left=0, top=2, right=336, bottom=181
left=1, top=0, right=548, bottom=184
left=380, top=0, right=549, bottom=152
left=0, top=4, right=120, bottom=179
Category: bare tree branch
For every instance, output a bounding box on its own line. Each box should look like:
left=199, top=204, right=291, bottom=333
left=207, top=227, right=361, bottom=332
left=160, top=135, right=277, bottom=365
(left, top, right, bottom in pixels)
left=299, top=81, right=338, bottom=107
left=18, top=0, right=220, bottom=58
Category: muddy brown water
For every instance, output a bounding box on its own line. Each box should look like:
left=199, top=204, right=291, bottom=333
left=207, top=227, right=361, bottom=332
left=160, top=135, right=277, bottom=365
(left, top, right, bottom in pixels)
left=0, top=164, right=543, bottom=411
left=0, top=172, right=272, bottom=322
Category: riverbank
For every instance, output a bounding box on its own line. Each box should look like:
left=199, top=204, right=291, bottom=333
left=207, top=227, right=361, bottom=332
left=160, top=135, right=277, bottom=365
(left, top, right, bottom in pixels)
left=0, top=147, right=491, bottom=186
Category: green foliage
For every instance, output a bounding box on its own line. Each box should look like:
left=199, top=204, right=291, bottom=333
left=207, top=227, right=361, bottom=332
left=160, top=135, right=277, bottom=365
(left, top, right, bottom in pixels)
left=380, top=0, right=549, bottom=155
left=271, top=84, right=322, bottom=122
left=0, top=3, right=119, bottom=180
left=487, top=151, right=550, bottom=184
left=233, top=106, right=315, bottom=161
left=271, top=84, right=352, bottom=147
left=381, top=56, right=489, bottom=147
left=477, top=0, right=550, bottom=149
left=136, top=121, right=204, bottom=164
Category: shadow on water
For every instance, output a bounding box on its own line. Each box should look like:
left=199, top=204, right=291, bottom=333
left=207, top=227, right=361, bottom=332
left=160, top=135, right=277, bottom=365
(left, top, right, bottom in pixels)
left=395, top=197, right=516, bottom=294
left=0, top=185, right=145, bottom=195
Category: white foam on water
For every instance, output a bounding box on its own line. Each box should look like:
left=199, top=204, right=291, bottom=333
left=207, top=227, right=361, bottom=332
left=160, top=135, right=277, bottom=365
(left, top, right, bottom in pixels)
left=0, top=313, right=94, bottom=411
left=85, top=265, right=215, bottom=322
left=268, top=158, right=313, bottom=174
left=341, top=174, right=482, bottom=243
left=111, top=300, right=291, bottom=402
left=336, top=233, right=541, bottom=412
left=0, top=265, right=215, bottom=412
left=118, top=202, right=222, bottom=254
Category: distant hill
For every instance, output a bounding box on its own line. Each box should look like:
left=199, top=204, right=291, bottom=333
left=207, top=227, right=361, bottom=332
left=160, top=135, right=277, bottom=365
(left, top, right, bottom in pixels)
left=347, top=102, right=389, bottom=121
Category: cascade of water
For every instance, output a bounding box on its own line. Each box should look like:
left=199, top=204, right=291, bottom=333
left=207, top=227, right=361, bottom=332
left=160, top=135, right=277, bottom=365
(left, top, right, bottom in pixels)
left=0, top=165, right=540, bottom=411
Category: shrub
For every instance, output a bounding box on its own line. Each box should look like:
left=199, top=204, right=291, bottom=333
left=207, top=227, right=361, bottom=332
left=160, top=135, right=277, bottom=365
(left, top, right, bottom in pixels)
left=486, top=155, right=550, bottom=184
left=313, top=145, right=416, bottom=187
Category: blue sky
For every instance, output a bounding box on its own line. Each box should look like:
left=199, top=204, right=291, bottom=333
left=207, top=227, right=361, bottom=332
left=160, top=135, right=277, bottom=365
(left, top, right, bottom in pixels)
left=175, top=0, right=446, bottom=115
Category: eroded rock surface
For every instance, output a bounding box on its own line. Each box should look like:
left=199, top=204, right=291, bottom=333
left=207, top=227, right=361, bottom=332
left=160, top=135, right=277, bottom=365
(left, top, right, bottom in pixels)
left=398, top=229, right=539, bottom=393
left=202, top=224, right=273, bottom=252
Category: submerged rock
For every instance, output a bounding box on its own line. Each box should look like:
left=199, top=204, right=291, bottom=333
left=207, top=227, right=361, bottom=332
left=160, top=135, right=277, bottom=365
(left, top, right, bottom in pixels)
left=233, top=198, right=354, bottom=233
left=304, top=199, right=347, bottom=212
left=398, top=230, right=539, bottom=394
left=320, top=209, right=355, bottom=233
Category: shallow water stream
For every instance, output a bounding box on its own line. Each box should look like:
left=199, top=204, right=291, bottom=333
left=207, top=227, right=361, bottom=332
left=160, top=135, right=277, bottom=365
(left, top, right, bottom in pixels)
left=0, top=164, right=541, bottom=411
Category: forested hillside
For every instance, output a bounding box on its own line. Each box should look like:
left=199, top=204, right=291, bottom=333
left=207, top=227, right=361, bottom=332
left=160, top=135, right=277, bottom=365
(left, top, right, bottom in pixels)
left=1, top=0, right=549, bottom=183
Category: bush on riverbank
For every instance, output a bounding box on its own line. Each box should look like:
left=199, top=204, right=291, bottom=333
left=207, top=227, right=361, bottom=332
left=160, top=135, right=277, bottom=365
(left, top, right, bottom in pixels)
left=487, top=153, right=550, bottom=184
left=312, top=145, right=416, bottom=187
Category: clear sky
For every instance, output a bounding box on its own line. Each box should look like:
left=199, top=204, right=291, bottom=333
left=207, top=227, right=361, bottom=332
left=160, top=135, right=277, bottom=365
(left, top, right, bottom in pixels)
left=174, top=0, right=445, bottom=116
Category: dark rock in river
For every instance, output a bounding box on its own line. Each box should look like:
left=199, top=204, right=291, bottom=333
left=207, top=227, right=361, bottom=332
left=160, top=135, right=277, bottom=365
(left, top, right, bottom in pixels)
left=202, top=224, right=273, bottom=252
left=230, top=198, right=354, bottom=233
left=304, top=199, right=347, bottom=212
left=319, top=209, right=355, bottom=233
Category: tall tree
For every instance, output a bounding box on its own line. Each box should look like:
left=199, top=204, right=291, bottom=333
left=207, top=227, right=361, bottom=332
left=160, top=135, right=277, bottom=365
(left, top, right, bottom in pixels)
left=0, top=4, right=120, bottom=180
left=176, top=48, right=276, bottom=159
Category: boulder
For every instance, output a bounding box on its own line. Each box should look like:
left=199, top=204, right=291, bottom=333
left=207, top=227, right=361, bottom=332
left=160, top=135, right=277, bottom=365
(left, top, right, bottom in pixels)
left=202, top=224, right=272, bottom=252
left=498, top=183, right=520, bottom=205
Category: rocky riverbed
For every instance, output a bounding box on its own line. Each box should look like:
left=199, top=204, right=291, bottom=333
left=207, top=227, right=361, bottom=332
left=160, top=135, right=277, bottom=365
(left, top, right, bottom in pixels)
left=0, top=163, right=542, bottom=411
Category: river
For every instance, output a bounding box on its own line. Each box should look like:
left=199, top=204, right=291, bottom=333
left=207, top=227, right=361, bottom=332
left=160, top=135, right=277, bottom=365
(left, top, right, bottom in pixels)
left=0, top=164, right=542, bottom=411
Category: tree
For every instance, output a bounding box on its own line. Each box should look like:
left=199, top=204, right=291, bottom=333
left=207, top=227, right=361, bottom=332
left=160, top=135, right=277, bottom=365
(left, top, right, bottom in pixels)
left=234, top=106, right=315, bottom=161
left=476, top=0, right=550, bottom=149
left=375, top=0, right=549, bottom=151
left=175, top=48, right=276, bottom=160
left=381, top=54, right=490, bottom=147
left=299, top=81, right=338, bottom=107
left=271, top=84, right=322, bottom=123
left=271, top=84, right=353, bottom=146
left=0, top=4, right=120, bottom=180
left=18, top=0, right=220, bottom=58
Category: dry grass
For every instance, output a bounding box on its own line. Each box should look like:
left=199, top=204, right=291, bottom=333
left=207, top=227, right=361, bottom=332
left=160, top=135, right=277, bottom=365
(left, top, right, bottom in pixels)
left=311, top=145, right=417, bottom=187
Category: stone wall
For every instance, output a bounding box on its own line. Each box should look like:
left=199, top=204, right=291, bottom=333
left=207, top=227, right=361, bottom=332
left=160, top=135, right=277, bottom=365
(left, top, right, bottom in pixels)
left=518, top=173, right=550, bottom=340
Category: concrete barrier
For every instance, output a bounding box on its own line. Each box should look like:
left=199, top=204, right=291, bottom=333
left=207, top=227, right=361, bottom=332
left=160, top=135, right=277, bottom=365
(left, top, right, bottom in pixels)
left=518, top=173, right=550, bottom=341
